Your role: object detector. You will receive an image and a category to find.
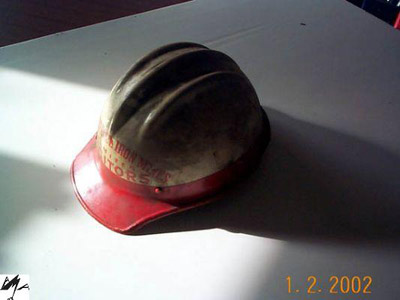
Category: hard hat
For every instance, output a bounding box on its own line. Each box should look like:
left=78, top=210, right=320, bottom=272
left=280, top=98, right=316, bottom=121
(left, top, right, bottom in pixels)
left=70, top=42, right=270, bottom=234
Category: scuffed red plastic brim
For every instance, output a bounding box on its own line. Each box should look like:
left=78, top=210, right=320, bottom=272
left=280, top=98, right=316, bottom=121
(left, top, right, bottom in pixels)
left=71, top=137, right=208, bottom=234
left=71, top=110, right=270, bottom=234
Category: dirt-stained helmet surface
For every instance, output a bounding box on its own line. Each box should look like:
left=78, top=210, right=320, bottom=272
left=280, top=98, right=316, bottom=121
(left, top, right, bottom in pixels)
left=71, top=42, right=270, bottom=234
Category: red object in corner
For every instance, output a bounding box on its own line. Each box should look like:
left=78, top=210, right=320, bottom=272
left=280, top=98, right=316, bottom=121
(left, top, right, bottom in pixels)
left=394, top=12, right=400, bottom=29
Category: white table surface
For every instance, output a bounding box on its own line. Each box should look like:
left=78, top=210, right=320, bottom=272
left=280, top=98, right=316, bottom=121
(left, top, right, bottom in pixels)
left=1, top=0, right=400, bottom=299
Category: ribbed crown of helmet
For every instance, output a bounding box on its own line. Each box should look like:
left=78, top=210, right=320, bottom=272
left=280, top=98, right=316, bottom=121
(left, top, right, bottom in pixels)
left=97, top=42, right=264, bottom=186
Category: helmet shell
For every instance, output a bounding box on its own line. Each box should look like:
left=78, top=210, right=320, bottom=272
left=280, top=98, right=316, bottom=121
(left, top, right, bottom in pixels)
left=97, top=42, right=265, bottom=187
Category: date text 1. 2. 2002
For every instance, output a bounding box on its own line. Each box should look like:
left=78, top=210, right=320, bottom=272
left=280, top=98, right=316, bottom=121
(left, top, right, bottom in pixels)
left=286, top=275, right=372, bottom=295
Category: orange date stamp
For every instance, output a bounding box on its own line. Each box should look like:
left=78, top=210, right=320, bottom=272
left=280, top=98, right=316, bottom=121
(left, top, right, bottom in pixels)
left=286, top=275, right=372, bottom=295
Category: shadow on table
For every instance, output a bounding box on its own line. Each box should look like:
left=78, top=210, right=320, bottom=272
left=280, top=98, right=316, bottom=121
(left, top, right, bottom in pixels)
left=0, top=155, right=71, bottom=268
left=137, top=107, right=400, bottom=243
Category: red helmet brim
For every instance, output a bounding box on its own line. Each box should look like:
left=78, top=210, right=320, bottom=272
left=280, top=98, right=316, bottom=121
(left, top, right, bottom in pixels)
left=71, top=137, right=212, bottom=234
left=71, top=111, right=270, bottom=234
